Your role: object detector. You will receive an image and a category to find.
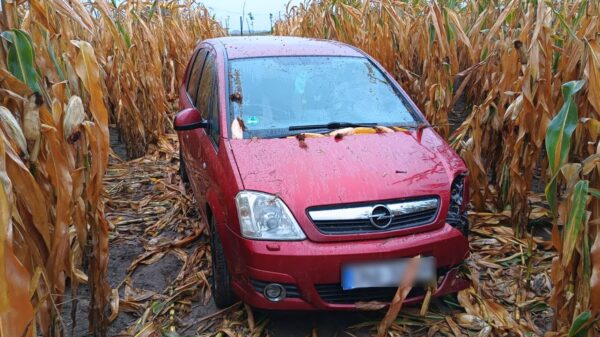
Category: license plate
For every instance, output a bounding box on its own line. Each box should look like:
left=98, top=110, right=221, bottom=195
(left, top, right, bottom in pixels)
left=341, top=257, right=436, bottom=290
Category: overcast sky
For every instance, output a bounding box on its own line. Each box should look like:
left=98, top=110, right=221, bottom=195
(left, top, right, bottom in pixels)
left=202, top=0, right=301, bottom=33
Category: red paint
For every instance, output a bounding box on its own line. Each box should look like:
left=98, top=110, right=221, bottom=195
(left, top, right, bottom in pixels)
left=230, top=223, right=468, bottom=310
left=208, top=36, right=363, bottom=59
left=177, top=37, right=470, bottom=310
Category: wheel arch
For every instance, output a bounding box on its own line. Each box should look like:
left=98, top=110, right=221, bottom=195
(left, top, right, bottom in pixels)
left=205, top=193, right=239, bottom=274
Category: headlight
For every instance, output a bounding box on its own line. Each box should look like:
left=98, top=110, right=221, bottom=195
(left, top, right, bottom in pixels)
left=447, top=174, right=469, bottom=237
left=235, top=191, right=306, bottom=240
left=449, top=174, right=466, bottom=213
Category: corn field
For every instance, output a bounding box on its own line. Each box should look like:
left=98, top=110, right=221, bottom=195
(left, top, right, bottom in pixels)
left=95, top=1, right=225, bottom=157
left=0, top=0, right=223, bottom=336
left=0, top=0, right=599, bottom=336
left=274, top=0, right=599, bottom=335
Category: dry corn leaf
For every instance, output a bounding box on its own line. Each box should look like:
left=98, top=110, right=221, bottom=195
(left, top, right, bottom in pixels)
left=376, top=256, right=420, bottom=337
left=0, top=106, right=28, bottom=157
left=0, top=139, right=34, bottom=337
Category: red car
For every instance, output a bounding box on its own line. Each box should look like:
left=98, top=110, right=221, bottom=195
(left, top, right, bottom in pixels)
left=175, top=36, right=470, bottom=310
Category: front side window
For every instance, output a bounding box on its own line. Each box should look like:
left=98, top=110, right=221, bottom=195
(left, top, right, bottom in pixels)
left=197, top=51, right=220, bottom=145
left=228, top=56, right=421, bottom=139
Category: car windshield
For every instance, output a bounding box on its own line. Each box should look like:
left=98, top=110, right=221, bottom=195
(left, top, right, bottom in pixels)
left=228, top=56, right=421, bottom=139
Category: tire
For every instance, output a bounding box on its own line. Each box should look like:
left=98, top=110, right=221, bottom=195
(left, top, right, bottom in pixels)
left=179, top=148, right=189, bottom=184
left=209, top=214, right=237, bottom=308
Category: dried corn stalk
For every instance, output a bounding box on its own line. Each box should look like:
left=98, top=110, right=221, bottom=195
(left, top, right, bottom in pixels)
left=0, top=1, right=110, bottom=336
left=0, top=0, right=227, bottom=335
left=93, top=0, right=226, bottom=158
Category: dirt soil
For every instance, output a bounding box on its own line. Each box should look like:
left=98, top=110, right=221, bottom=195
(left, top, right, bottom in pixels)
left=62, top=130, right=555, bottom=337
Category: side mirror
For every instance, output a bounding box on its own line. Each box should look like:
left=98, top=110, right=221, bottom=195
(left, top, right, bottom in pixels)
left=174, top=108, right=208, bottom=131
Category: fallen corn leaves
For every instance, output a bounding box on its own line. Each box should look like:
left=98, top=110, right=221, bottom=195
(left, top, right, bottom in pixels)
left=376, top=255, right=420, bottom=337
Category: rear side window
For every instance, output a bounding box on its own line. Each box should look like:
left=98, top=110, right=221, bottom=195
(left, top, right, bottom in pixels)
left=196, top=51, right=220, bottom=146
left=186, top=49, right=208, bottom=103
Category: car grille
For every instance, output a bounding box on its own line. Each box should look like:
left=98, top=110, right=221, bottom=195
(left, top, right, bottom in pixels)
left=315, top=284, right=426, bottom=304
left=250, top=279, right=300, bottom=298
left=307, top=197, right=439, bottom=235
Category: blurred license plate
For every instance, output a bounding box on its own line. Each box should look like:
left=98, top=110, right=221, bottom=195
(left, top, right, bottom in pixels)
left=341, top=257, right=436, bottom=290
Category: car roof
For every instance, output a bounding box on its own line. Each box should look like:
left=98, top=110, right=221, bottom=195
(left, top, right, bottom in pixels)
left=205, top=36, right=365, bottom=59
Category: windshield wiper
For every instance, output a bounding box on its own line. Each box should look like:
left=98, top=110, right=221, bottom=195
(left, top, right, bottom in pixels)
left=393, top=123, right=428, bottom=129
left=288, top=122, right=378, bottom=131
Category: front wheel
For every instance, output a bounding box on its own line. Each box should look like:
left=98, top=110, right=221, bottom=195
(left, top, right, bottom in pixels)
left=209, top=214, right=237, bottom=308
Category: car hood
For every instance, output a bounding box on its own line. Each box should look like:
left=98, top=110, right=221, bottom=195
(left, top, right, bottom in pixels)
left=229, top=128, right=466, bottom=240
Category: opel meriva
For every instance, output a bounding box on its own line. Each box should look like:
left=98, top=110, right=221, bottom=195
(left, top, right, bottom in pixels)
left=175, top=36, right=470, bottom=310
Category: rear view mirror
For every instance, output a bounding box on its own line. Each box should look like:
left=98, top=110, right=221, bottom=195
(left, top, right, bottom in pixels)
left=174, top=108, right=208, bottom=131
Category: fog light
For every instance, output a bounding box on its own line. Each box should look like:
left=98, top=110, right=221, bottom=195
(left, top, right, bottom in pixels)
left=263, top=283, right=286, bottom=302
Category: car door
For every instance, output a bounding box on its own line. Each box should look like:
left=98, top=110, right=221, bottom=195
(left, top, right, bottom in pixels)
left=194, top=50, right=220, bottom=210
left=181, top=48, right=209, bottom=202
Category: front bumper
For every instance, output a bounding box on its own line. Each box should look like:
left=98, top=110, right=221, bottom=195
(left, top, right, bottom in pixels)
left=228, top=223, right=469, bottom=310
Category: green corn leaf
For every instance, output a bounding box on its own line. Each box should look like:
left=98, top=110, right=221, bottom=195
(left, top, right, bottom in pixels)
left=115, top=20, right=132, bottom=49
left=552, top=9, right=577, bottom=40
left=546, top=80, right=585, bottom=173
left=1, top=29, right=40, bottom=93
left=574, top=0, right=589, bottom=28
left=148, top=0, right=159, bottom=20
left=44, top=30, right=66, bottom=82
left=588, top=188, right=600, bottom=198
left=544, top=80, right=585, bottom=213
left=544, top=178, right=559, bottom=216
left=561, top=180, right=589, bottom=270
left=568, top=311, right=592, bottom=337
left=429, top=22, right=435, bottom=45
left=583, top=219, right=590, bottom=281
left=151, top=300, right=165, bottom=315
left=481, top=46, right=489, bottom=61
